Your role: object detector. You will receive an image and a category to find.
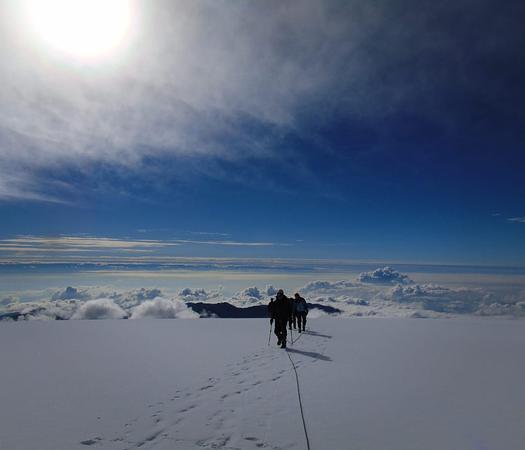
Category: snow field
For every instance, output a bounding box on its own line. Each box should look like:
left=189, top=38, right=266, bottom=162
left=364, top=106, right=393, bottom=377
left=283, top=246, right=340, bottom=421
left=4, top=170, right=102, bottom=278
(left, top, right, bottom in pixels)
left=1, top=318, right=525, bottom=449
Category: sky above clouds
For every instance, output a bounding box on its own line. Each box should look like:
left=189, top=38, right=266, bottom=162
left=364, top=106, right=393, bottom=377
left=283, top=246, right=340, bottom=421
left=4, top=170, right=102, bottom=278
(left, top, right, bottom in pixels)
left=1, top=0, right=525, bottom=265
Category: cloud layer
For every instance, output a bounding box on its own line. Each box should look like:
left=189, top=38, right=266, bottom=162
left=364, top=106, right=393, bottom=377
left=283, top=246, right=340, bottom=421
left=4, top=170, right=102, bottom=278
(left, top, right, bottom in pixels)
left=2, top=267, right=525, bottom=320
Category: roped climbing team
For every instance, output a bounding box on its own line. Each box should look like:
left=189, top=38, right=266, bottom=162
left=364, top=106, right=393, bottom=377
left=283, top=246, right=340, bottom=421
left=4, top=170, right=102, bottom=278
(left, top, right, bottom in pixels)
left=267, top=289, right=309, bottom=349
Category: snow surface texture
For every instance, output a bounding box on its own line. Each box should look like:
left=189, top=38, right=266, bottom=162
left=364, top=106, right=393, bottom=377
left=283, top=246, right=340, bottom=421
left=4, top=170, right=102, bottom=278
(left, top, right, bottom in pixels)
left=1, top=318, right=525, bottom=450
left=3, top=266, right=525, bottom=320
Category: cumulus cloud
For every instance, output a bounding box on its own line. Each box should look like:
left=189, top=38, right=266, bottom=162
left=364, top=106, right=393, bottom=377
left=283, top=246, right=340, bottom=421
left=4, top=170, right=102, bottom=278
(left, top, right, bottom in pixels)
left=302, top=280, right=337, bottom=292
left=130, top=297, right=198, bottom=319
left=178, top=287, right=222, bottom=303
left=52, top=286, right=91, bottom=301
left=229, top=286, right=272, bottom=306
left=4, top=277, right=525, bottom=321
left=72, top=299, right=127, bottom=320
left=265, top=285, right=277, bottom=296
left=240, top=286, right=262, bottom=299
left=296, top=273, right=504, bottom=318
left=477, top=301, right=525, bottom=317
left=1, top=299, right=79, bottom=321
left=383, top=284, right=492, bottom=314
left=112, top=288, right=163, bottom=310
left=130, top=288, right=162, bottom=301
left=307, top=308, right=329, bottom=319
left=0, top=295, right=18, bottom=306
left=358, top=267, right=413, bottom=285
left=301, top=280, right=357, bottom=292
left=46, top=286, right=166, bottom=310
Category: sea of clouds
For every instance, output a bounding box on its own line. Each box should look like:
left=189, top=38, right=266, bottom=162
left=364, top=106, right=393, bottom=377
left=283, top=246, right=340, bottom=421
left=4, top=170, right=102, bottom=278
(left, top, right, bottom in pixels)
left=1, top=267, right=525, bottom=321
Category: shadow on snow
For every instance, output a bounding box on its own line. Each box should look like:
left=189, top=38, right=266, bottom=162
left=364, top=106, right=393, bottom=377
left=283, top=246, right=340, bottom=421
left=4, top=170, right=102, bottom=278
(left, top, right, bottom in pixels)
left=286, top=348, right=332, bottom=362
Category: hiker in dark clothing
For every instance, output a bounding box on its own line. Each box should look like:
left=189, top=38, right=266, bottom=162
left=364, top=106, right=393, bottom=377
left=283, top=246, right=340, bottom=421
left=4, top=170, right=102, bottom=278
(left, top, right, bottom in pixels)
left=271, top=289, right=292, bottom=348
left=294, top=293, right=308, bottom=332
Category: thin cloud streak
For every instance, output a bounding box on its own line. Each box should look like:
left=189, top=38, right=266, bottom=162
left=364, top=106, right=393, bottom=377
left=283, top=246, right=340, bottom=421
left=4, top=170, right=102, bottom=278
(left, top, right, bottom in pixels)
left=172, top=239, right=288, bottom=247
left=2, top=236, right=179, bottom=248
left=0, top=235, right=288, bottom=260
left=190, top=231, right=232, bottom=237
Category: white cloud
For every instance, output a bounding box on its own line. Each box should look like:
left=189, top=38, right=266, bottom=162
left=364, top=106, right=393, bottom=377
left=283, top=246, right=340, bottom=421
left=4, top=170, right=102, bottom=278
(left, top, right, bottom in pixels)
left=0, top=236, right=179, bottom=252
left=240, top=286, right=262, bottom=299
left=72, top=298, right=127, bottom=320
left=508, top=217, right=525, bottom=223
left=111, top=288, right=163, bottom=310
left=172, top=240, right=285, bottom=247
left=1, top=0, right=494, bottom=200
left=178, top=287, right=222, bottom=303
left=229, top=286, right=273, bottom=307
left=295, top=270, right=511, bottom=318
left=476, top=303, right=517, bottom=316
left=3, top=300, right=77, bottom=320
left=130, top=297, right=198, bottom=319
left=381, top=284, right=494, bottom=314
left=265, top=285, right=277, bottom=296
left=0, top=295, right=19, bottom=306
left=4, top=274, right=525, bottom=321
left=301, top=280, right=357, bottom=293
left=0, top=236, right=285, bottom=263
left=52, top=286, right=91, bottom=301
left=307, top=308, right=329, bottom=319
left=358, top=266, right=413, bottom=285
left=2, top=1, right=342, bottom=199
left=179, top=284, right=288, bottom=308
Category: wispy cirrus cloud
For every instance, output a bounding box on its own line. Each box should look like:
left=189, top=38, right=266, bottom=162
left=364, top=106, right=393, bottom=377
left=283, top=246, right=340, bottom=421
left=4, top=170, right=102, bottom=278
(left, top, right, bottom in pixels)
left=189, top=231, right=232, bottom=237
left=0, top=236, right=178, bottom=251
left=0, top=235, right=289, bottom=261
left=5, top=236, right=172, bottom=247
left=2, top=0, right=517, bottom=202
left=508, top=217, right=525, bottom=223
left=172, top=239, right=287, bottom=247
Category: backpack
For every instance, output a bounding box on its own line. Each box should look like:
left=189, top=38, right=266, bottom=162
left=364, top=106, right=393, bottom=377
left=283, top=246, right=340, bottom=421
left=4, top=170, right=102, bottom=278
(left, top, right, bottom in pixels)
left=296, top=299, right=306, bottom=312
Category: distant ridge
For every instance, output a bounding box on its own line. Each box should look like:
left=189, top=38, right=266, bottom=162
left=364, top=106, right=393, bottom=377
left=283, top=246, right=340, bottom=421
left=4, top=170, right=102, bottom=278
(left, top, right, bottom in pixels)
left=186, top=302, right=342, bottom=318
left=0, top=302, right=342, bottom=321
left=0, top=308, right=68, bottom=322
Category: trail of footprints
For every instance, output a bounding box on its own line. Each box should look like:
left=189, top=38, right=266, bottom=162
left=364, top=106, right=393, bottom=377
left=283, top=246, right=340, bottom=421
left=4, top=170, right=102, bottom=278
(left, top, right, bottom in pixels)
left=80, top=330, right=329, bottom=450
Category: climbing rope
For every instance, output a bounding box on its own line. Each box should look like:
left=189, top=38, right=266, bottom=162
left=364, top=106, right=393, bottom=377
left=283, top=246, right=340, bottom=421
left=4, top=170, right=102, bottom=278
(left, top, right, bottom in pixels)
left=286, top=332, right=311, bottom=450
left=290, top=328, right=307, bottom=345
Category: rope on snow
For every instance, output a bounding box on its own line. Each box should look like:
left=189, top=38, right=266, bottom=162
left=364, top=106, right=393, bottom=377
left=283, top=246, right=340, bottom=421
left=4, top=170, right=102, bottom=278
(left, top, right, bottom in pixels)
left=286, top=329, right=311, bottom=450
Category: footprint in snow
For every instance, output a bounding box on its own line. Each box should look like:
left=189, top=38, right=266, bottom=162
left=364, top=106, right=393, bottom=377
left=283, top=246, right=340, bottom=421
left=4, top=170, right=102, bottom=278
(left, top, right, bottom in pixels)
left=80, top=437, right=102, bottom=446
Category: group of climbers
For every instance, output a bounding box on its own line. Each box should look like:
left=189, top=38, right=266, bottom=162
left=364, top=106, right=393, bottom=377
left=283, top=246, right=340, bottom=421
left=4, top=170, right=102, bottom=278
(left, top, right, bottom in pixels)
left=267, top=290, right=308, bottom=348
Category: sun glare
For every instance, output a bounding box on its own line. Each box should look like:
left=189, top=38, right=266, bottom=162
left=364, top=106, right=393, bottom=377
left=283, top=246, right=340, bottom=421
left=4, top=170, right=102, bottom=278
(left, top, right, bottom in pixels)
left=21, top=0, right=133, bottom=61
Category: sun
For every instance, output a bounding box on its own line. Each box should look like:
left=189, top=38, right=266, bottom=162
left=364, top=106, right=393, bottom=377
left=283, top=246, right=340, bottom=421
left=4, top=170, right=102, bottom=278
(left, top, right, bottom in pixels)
left=20, top=0, right=134, bottom=61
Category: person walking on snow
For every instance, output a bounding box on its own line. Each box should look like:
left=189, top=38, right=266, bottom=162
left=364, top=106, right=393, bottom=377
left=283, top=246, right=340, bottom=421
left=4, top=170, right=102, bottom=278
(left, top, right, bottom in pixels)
left=269, top=289, right=292, bottom=348
left=294, top=293, right=308, bottom=332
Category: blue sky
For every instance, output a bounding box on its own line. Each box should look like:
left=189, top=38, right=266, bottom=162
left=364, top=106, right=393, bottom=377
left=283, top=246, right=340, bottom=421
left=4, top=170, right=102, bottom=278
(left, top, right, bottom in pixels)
left=1, top=0, right=525, bottom=265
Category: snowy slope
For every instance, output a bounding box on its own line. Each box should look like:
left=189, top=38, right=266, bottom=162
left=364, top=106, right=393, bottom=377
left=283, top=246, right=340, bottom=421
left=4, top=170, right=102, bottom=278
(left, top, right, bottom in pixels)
left=1, top=318, right=525, bottom=450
